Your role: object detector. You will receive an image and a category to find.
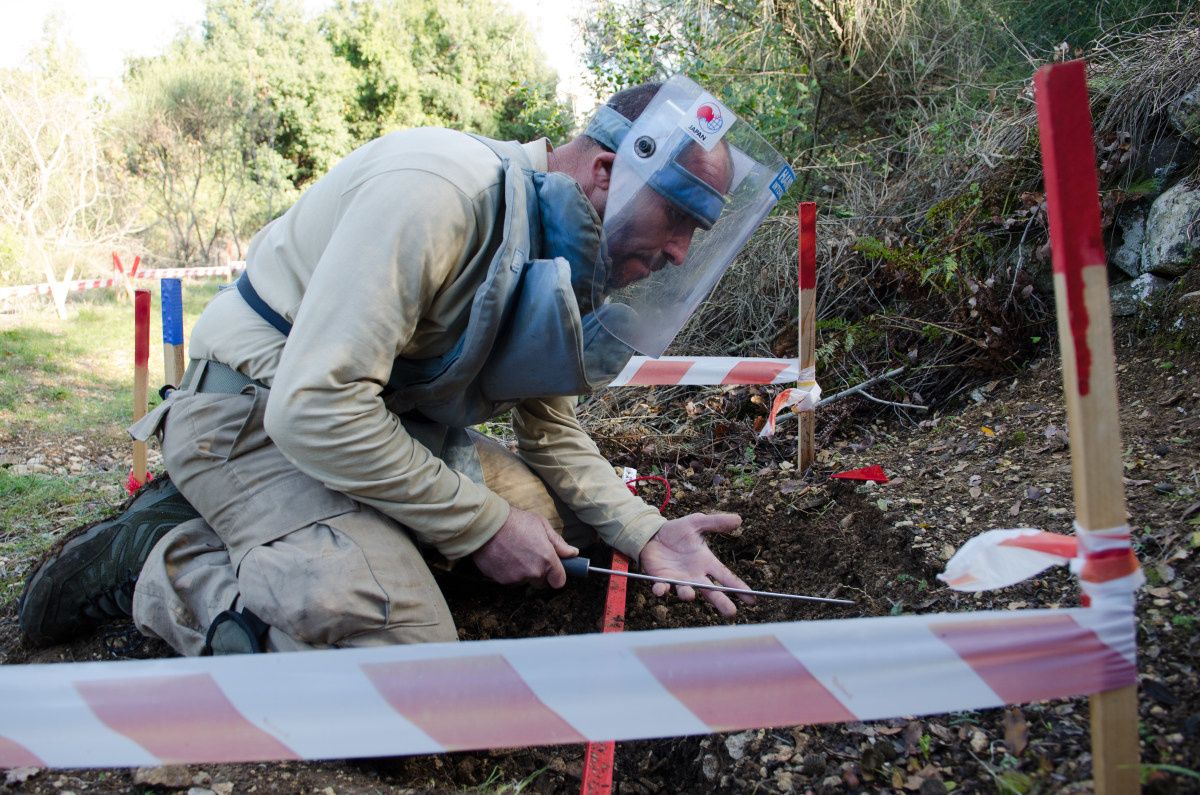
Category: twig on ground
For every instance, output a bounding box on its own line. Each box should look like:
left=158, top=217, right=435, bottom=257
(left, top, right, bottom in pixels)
left=854, top=391, right=929, bottom=411
left=818, top=366, right=907, bottom=407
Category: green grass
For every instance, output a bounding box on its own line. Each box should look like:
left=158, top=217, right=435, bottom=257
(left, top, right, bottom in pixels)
left=0, top=470, right=126, bottom=609
left=0, top=281, right=220, bottom=438
left=0, top=280, right=222, bottom=609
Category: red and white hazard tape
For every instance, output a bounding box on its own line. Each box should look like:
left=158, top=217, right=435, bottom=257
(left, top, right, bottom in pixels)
left=940, top=525, right=1144, bottom=608
left=136, top=264, right=245, bottom=281
left=608, top=357, right=800, bottom=387
left=759, top=368, right=820, bottom=437
left=0, top=607, right=1135, bottom=769
left=0, top=264, right=245, bottom=302
left=0, top=278, right=118, bottom=300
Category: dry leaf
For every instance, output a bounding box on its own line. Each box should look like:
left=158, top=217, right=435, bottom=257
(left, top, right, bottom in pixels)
left=903, top=720, right=924, bottom=755
left=1009, top=500, right=1022, bottom=516
left=981, top=426, right=995, bottom=437
left=969, top=486, right=982, bottom=499
left=1003, top=707, right=1029, bottom=755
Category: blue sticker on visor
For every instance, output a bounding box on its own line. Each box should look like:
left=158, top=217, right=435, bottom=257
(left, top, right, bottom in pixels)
left=769, top=165, right=796, bottom=200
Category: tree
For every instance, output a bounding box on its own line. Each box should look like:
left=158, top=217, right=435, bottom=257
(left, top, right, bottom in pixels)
left=323, top=0, right=575, bottom=145
left=0, top=20, right=135, bottom=316
left=119, top=55, right=297, bottom=266
left=196, top=0, right=357, bottom=185
left=119, top=0, right=352, bottom=264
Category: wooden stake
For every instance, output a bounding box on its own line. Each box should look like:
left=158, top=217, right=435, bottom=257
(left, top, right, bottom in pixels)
left=1035, top=60, right=1140, bottom=795
left=131, top=290, right=151, bottom=490
left=797, top=202, right=817, bottom=472
left=160, top=278, right=186, bottom=388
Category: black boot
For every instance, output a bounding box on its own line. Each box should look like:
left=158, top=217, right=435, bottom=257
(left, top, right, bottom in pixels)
left=18, top=474, right=200, bottom=646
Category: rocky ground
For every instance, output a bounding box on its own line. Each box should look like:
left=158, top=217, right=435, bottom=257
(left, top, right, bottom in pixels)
left=1, top=300, right=1198, bottom=793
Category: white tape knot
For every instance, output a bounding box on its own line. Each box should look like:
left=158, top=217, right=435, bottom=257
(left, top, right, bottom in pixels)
left=938, top=523, right=1143, bottom=603
left=759, top=368, right=821, bottom=438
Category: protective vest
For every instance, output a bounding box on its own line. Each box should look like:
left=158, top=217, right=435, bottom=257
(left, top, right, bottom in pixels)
left=380, top=137, right=635, bottom=427
left=236, top=136, right=634, bottom=472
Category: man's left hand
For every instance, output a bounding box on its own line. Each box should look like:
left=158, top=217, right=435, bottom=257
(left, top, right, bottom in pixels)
left=638, top=513, right=752, bottom=617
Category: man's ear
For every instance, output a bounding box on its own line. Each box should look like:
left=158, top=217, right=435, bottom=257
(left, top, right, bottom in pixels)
left=591, top=151, right=616, bottom=191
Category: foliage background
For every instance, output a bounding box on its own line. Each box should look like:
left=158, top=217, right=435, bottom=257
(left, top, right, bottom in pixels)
left=1, top=0, right=1196, bottom=416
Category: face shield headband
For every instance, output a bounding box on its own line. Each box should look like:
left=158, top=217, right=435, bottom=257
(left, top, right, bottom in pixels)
left=584, top=75, right=795, bottom=357
left=586, top=106, right=725, bottom=230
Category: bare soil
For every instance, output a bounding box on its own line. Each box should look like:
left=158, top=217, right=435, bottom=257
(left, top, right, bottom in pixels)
left=1, top=308, right=1198, bottom=794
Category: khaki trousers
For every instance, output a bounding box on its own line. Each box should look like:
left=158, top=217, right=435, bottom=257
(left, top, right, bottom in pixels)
left=132, top=386, right=592, bottom=655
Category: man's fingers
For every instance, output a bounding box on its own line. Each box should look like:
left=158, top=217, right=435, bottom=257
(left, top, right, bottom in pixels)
left=703, top=588, right=738, bottom=617
left=693, top=512, right=742, bottom=535
left=710, top=563, right=756, bottom=604
left=546, top=529, right=578, bottom=559
left=545, top=557, right=567, bottom=589
left=541, top=530, right=573, bottom=589
left=652, top=582, right=670, bottom=598
left=674, top=584, right=697, bottom=602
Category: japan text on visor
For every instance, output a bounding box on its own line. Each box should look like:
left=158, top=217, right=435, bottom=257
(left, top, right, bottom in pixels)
left=585, top=75, right=795, bottom=357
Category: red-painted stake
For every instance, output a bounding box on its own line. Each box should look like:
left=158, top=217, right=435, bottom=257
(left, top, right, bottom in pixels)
left=579, top=550, right=629, bottom=795
left=1034, top=59, right=1139, bottom=795
left=580, top=474, right=643, bottom=795
left=129, top=289, right=151, bottom=492
left=797, top=202, right=817, bottom=472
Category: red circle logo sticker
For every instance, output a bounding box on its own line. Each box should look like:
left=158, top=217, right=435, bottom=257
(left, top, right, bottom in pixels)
left=696, top=103, right=724, bottom=133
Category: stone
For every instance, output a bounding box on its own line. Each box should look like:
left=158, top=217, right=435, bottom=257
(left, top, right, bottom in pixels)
left=1169, top=85, right=1200, bottom=145
left=920, top=779, right=950, bottom=795
left=1144, top=181, right=1200, bottom=278
left=1109, top=203, right=1146, bottom=278
left=1132, top=133, right=1197, bottom=188
left=724, top=730, right=752, bottom=760
left=4, top=767, right=41, bottom=786
left=701, top=753, right=719, bottom=782
left=1111, top=273, right=1170, bottom=316
left=212, top=784, right=235, bottom=795
left=133, top=765, right=194, bottom=789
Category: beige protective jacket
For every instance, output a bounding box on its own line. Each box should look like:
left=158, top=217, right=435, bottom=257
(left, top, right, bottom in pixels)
left=188, top=128, right=665, bottom=562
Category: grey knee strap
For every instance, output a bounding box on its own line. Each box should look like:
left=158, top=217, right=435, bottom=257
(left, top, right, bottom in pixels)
left=201, top=607, right=270, bottom=655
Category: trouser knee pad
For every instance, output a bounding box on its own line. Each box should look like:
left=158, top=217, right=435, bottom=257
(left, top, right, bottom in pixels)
left=201, top=607, right=270, bottom=655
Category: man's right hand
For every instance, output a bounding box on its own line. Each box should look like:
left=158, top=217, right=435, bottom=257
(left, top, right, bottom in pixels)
left=471, top=506, right=577, bottom=588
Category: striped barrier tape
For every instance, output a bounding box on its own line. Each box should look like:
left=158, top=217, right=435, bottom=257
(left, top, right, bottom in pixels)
left=939, top=524, right=1144, bottom=608
left=0, top=606, right=1135, bottom=769
left=136, top=264, right=245, bottom=280
left=0, top=278, right=118, bottom=300
left=608, top=357, right=800, bottom=386
left=0, top=264, right=245, bottom=302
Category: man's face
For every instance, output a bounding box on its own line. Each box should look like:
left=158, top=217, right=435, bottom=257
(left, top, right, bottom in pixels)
left=605, top=142, right=734, bottom=290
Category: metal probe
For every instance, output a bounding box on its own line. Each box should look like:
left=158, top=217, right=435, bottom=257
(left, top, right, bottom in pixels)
left=563, top=557, right=854, bottom=605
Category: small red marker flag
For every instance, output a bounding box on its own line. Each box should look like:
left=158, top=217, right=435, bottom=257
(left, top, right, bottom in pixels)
left=830, top=465, right=889, bottom=483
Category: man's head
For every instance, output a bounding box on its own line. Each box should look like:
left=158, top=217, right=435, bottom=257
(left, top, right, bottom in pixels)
left=551, top=74, right=794, bottom=357
left=550, top=83, right=735, bottom=289
left=603, top=140, right=734, bottom=289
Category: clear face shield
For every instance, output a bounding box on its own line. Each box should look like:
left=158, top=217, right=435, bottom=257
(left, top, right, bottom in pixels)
left=585, top=75, right=795, bottom=357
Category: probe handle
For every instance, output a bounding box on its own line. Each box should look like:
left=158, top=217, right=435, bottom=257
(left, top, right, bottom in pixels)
left=562, top=556, right=591, bottom=578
